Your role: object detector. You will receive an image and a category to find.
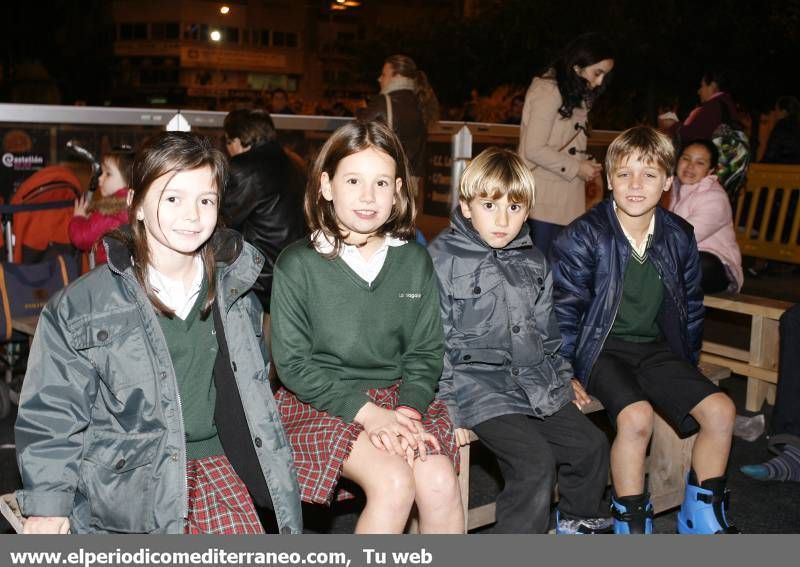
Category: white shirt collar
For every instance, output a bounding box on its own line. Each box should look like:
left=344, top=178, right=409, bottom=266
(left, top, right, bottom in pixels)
left=147, top=256, right=204, bottom=320
left=312, top=230, right=406, bottom=285
left=613, top=202, right=655, bottom=259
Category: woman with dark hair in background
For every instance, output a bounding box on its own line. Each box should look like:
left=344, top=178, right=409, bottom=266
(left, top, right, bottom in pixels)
left=359, top=54, right=440, bottom=196
left=518, top=33, right=615, bottom=256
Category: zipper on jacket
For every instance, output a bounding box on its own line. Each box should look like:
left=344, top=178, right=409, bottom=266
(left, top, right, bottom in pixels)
left=219, top=291, right=291, bottom=532
left=586, top=246, right=628, bottom=381
left=173, top=378, right=189, bottom=520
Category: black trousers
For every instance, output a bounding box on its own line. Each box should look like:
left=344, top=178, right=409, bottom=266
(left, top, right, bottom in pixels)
left=699, top=251, right=731, bottom=294
left=472, top=403, right=609, bottom=534
left=772, top=303, right=800, bottom=437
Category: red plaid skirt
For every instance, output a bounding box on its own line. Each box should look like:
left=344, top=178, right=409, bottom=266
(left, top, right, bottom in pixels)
left=276, top=384, right=459, bottom=505
left=184, top=455, right=264, bottom=534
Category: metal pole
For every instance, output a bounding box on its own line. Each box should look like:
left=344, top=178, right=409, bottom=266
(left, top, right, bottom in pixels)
left=450, top=125, right=472, bottom=211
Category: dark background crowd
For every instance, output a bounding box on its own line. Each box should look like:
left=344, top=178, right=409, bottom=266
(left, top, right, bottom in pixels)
left=1, top=1, right=799, bottom=136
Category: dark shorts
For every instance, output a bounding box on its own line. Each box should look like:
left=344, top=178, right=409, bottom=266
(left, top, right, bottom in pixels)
left=587, top=337, right=721, bottom=435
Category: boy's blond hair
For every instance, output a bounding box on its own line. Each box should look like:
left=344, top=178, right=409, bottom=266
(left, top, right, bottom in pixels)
left=605, top=125, right=676, bottom=179
left=460, top=147, right=535, bottom=209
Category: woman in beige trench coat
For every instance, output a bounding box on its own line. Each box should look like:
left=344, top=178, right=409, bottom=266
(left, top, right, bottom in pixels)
left=518, top=33, right=615, bottom=256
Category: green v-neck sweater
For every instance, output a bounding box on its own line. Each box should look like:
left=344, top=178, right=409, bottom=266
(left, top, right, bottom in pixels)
left=157, top=279, right=224, bottom=460
left=610, top=252, right=664, bottom=343
left=271, top=240, right=445, bottom=422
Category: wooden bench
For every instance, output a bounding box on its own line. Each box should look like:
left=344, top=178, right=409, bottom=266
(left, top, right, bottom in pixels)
left=733, top=164, right=800, bottom=265
left=458, top=361, right=730, bottom=532
left=701, top=293, right=792, bottom=412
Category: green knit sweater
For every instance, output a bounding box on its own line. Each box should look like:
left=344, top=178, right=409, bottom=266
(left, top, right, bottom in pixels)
left=610, top=252, right=664, bottom=343
left=158, top=280, right=224, bottom=460
left=271, top=240, right=444, bottom=422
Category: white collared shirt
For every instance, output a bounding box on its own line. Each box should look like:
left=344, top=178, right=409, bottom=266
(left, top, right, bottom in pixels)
left=312, top=231, right=407, bottom=285
left=613, top=202, right=655, bottom=260
left=147, top=256, right=204, bottom=320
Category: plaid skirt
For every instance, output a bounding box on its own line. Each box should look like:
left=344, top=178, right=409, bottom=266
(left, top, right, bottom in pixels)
left=184, top=454, right=264, bottom=534
left=276, top=384, right=459, bottom=505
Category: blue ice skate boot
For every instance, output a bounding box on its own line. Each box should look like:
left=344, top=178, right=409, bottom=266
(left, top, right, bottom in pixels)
left=610, top=493, right=653, bottom=534
left=676, top=471, right=740, bottom=534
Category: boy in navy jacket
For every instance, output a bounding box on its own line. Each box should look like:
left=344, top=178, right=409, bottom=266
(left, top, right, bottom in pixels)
left=550, top=126, right=738, bottom=534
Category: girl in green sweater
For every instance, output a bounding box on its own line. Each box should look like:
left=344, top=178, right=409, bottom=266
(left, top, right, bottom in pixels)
left=271, top=121, right=463, bottom=533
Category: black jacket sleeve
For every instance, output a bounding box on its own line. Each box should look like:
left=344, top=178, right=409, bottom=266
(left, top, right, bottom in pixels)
left=222, top=141, right=306, bottom=311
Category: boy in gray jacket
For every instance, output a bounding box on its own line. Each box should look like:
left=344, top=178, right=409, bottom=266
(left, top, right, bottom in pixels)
left=428, top=147, right=610, bottom=534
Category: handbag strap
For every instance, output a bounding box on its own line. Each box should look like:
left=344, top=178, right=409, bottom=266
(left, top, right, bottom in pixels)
left=383, top=93, right=394, bottom=129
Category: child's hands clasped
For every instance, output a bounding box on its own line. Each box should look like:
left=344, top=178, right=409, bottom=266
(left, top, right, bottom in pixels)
left=355, top=403, right=439, bottom=465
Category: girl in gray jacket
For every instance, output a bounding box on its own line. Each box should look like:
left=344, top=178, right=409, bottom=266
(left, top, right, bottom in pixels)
left=15, top=132, right=302, bottom=534
left=428, top=148, right=610, bottom=534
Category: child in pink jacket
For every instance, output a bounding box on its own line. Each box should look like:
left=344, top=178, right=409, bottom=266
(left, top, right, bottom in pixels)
left=69, top=148, right=133, bottom=265
left=669, top=139, right=743, bottom=293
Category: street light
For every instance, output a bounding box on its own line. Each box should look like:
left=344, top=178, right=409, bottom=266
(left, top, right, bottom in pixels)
left=220, top=5, right=230, bottom=14
left=209, top=30, right=223, bottom=109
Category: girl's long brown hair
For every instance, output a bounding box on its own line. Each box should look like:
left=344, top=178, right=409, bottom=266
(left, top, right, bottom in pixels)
left=109, top=132, right=228, bottom=318
left=304, top=120, right=416, bottom=258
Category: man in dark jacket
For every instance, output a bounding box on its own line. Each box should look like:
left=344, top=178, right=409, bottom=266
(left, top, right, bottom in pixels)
left=550, top=126, right=738, bottom=535
left=223, top=109, right=305, bottom=311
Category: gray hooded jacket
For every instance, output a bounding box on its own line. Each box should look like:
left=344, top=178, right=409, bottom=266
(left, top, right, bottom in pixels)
left=15, top=229, right=302, bottom=534
left=428, top=209, right=574, bottom=429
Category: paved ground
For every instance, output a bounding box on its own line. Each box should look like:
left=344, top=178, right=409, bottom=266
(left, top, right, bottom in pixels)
left=1, top=262, right=798, bottom=534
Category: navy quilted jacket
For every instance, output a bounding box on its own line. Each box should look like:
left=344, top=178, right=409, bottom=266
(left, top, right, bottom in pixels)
left=550, top=199, right=704, bottom=385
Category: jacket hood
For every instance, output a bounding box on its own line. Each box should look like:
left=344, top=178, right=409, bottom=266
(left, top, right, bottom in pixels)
left=450, top=206, right=533, bottom=251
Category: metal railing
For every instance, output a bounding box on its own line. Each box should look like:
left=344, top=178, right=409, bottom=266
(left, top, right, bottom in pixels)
left=0, top=103, right=619, bottom=219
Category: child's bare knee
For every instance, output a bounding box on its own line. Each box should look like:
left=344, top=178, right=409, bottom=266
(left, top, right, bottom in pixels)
left=418, top=460, right=459, bottom=498
left=374, top=462, right=416, bottom=505
left=617, top=402, right=654, bottom=440
left=697, top=393, right=735, bottom=433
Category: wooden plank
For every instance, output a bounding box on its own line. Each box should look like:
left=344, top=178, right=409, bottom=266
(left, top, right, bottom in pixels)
left=467, top=503, right=496, bottom=531
left=458, top=442, right=471, bottom=532
left=11, top=316, right=39, bottom=336
left=702, top=341, right=750, bottom=362
left=703, top=294, right=791, bottom=319
left=697, top=361, right=732, bottom=381
left=699, top=353, right=778, bottom=384
left=648, top=412, right=695, bottom=513
left=746, top=379, right=776, bottom=413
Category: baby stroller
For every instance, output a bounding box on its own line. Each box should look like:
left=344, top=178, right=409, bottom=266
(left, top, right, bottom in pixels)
left=0, top=166, right=83, bottom=418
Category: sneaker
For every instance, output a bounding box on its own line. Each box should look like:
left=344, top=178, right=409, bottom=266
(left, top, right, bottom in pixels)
left=556, top=516, right=614, bottom=534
